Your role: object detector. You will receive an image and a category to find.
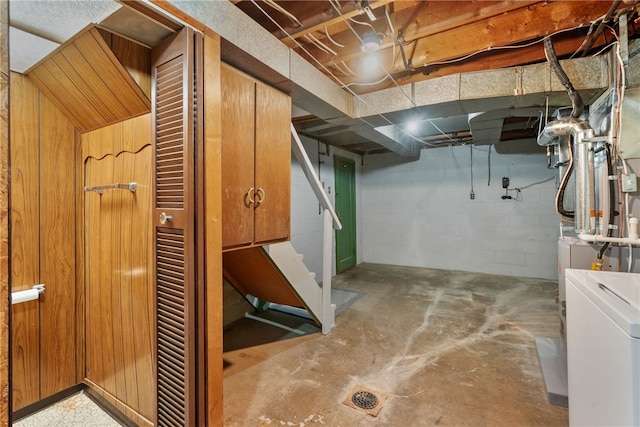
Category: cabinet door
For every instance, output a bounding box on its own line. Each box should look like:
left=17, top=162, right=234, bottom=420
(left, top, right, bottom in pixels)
left=221, top=65, right=256, bottom=248
left=254, top=82, right=291, bottom=244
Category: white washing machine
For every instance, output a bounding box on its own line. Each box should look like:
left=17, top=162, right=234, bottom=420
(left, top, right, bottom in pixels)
left=565, top=269, right=640, bottom=426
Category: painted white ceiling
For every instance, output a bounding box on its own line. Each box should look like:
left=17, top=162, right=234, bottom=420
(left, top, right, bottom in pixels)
left=8, top=26, right=59, bottom=73
left=9, top=0, right=121, bottom=72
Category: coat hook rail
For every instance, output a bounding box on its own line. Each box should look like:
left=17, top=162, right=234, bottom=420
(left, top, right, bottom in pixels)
left=84, top=182, right=137, bottom=194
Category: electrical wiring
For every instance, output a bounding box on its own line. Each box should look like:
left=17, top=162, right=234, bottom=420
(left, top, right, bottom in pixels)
left=590, top=40, right=618, bottom=58
left=263, top=0, right=303, bottom=27
left=340, top=60, right=358, bottom=77
left=426, top=22, right=608, bottom=68
left=307, top=33, right=338, bottom=56
left=325, top=26, right=345, bottom=48
left=249, top=0, right=631, bottom=153
left=612, top=36, right=633, bottom=272
left=516, top=176, right=555, bottom=190
left=569, top=19, right=600, bottom=59
left=348, top=16, right=376, bottom=31
left=580, top=1, right=623, bottom=56
left=325, top=2, right=450, bottom=147
left=333, top=62, right=355, bottom=77
left=342, top=74, right=390, bottom=87
left=304, top=34, right=332, bottom=55
left=501, top=177, right=554, bottom=201
left=502, top=188, right=522, bottom=201
left=324, top=0, right=453, bottom=147
left=249, top=0, right=441, bottom=149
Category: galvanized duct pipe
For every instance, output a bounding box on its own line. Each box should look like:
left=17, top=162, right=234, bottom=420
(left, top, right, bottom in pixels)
left=540, top=37, right=596, bottom=233
left=538, top=119, right=595, bottom=234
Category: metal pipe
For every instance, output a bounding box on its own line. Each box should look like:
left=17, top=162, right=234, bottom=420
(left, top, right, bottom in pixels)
left=538, top=118, right=595, bottom=234
left=576, top=129, right=596, bottom=234
left=537, top=118, right=591, bottom=147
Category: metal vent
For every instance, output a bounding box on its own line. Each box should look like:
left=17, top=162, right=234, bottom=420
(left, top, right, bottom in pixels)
left=156, top=55, right=185, bottom=209
left=156, top=228, right=186, bottom=426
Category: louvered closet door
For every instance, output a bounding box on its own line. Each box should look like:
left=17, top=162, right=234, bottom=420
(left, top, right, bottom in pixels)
left=151, top=27, right=202, bottom=427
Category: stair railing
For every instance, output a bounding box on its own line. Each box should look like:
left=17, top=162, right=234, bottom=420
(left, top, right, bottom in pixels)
left=291, top=124, right=342, bottom=334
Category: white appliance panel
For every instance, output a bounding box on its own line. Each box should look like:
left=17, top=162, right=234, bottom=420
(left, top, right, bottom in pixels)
left=566, top=269, right=640, bottom=427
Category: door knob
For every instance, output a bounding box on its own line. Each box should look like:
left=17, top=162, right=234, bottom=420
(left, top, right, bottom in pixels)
left=159, top=212, right=173, bottom=225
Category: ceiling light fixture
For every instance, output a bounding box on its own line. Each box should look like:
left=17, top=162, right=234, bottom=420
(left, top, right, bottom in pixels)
left=405, top=120, right=419, bottom=133
left=361, top=31, right=383, bottom=53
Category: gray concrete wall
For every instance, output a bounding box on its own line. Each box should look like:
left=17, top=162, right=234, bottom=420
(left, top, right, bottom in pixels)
left=360, top=145, right=559, bottom=280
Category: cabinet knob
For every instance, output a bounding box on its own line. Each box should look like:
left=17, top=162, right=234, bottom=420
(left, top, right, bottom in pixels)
left=255, top=187, right=265, bottom=207
left=245, top=187, right=255, bottom=207
left=159, top=212, right=173, bottom=225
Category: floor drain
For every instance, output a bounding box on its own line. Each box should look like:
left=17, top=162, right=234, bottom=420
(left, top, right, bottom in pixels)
left=342, top=386, right=387, bottom=417
left=351, top=391, right=379, bottom=409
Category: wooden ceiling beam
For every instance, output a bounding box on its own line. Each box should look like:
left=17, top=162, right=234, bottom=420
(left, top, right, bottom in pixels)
left=305, top=0, right=615, bottom=83
left=396, top=0, right=541, bottom=43
left=408, top=1, right=616, bottom=69
left=298, top=1, right=550, bottom=70
left=346, top=32, right=602, bottom=94
left=279, top=0, right=408, bottom=46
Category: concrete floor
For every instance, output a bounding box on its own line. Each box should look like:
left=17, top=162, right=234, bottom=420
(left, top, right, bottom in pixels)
left=223, top=263, right=569, bottom=427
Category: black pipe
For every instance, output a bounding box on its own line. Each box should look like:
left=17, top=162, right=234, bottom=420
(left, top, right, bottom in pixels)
left=582, top=0, right=622, bottom=56
left=556, top=138, right=575, bottom=219
left=544, top=38, right=584, bottom=119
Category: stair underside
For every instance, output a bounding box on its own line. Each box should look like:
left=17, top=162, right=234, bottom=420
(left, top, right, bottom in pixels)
left=222, top=246, right=304, bottom=308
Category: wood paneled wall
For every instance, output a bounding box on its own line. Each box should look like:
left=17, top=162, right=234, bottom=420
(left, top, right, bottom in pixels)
left=1, top=1, right=10, bottom=422
left=82, top=115, right=154, bottom=427
left=98, top=29, right=152, bottom=100
left=10, top=73, right=77, bottom=411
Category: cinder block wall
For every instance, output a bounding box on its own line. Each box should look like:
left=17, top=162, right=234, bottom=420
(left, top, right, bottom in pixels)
left=290, top=139, right=560, bottom=281
left=361, top=144, right=559, bottom=280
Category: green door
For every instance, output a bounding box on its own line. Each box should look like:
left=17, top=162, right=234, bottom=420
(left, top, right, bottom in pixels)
left=334, top=156, right=356, bottom=272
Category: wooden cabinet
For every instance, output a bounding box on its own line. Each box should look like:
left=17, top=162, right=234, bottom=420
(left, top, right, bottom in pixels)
left=221, top=64, right=291, bottom=250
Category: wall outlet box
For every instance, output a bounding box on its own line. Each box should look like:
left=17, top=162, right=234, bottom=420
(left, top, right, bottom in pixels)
left=622, top=173, right=637, bottom=192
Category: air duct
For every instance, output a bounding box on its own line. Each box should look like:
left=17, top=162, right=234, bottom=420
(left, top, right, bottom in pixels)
left=538, top=119, right=595, bottom=234
left=539, top=37, right=596, bottom=234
